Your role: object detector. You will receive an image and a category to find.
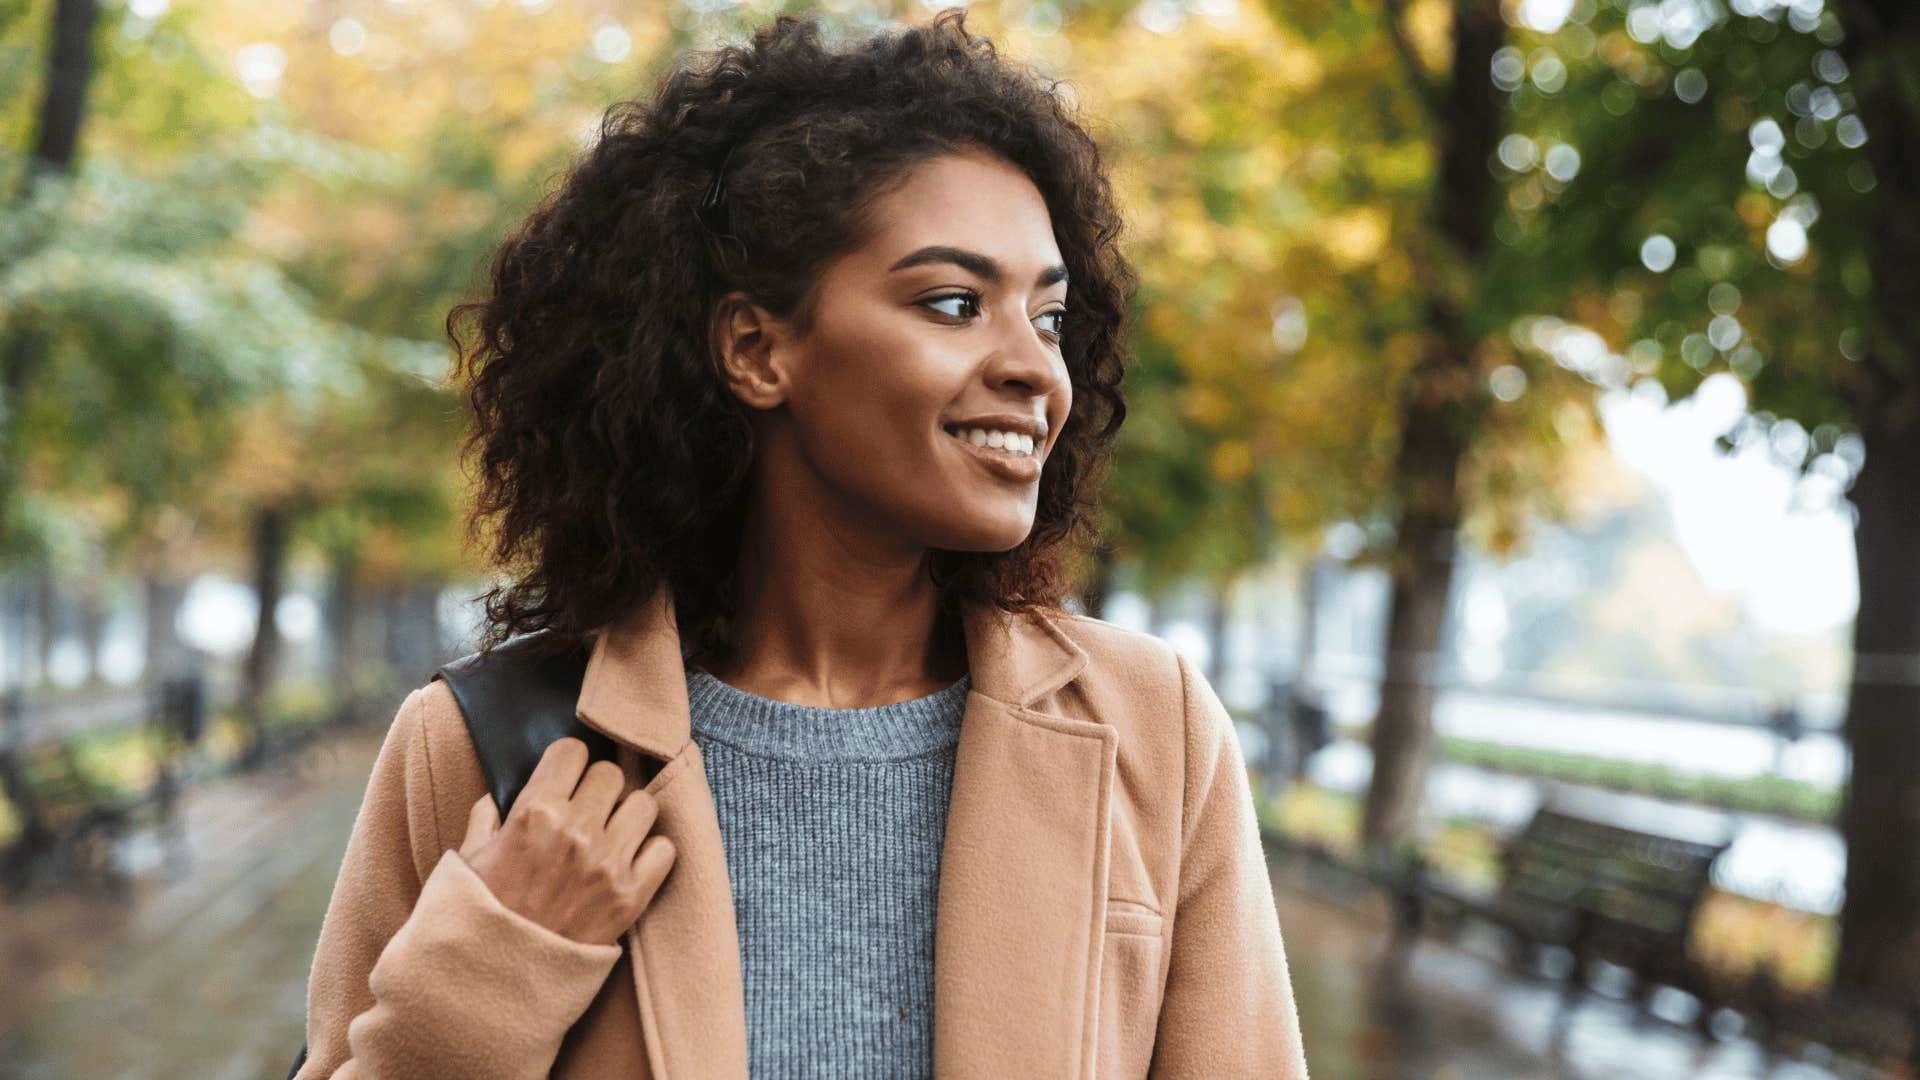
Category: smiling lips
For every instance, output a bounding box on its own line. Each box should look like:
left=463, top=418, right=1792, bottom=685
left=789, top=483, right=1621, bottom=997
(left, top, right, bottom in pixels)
left=942, top=424, right=1042, bottom=482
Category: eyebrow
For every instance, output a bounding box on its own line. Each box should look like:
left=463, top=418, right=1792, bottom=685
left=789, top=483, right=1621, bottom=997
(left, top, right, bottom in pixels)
left=888, top=244, right=1069, bottom=289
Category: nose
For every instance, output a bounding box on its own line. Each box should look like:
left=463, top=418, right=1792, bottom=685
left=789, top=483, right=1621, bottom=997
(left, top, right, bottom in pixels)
left=986, top=314, right=1067, bottom=399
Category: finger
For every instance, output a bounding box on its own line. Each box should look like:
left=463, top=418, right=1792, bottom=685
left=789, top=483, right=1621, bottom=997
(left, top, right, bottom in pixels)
left=459, top=792, right=500, bottom=856
left=629, top=834, right=676, bottom=908
left=604, top=788, right=660, bottom=862
left=513, top=737, right=590, bottom=820
left=568, top=758, right=627, bottom=830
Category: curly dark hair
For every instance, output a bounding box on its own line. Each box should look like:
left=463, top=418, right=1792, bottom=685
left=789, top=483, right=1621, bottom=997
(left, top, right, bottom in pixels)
left=446, top=7, right=1136, bottom=668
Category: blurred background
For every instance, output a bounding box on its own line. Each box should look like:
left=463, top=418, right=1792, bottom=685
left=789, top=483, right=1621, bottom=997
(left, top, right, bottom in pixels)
left=1, top=0, right=1915, bottom=1076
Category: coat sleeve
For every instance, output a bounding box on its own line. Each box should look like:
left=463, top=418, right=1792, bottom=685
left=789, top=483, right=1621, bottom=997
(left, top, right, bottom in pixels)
left=294, top=683, right=625, bottom=1080
left=1148, top=650, right=1310, bottom=1078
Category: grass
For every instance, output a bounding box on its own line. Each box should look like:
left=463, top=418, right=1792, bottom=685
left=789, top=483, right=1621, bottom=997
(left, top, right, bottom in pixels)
left=1436, top=735, right=1840, bottom=823
left=1258, top=780, right=1505, bottom=886
left=1232, top=703, right=1841, bottom=823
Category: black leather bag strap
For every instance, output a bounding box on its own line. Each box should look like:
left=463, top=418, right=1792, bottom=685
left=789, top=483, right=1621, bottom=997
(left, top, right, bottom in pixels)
left=288, top=633, right=602, bottom=1080
left=431, top=630, right=607, bottom=817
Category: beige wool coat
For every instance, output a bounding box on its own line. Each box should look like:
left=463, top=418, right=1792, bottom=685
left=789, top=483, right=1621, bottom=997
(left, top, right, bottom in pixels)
left=295, top=583, right=1310, bottom=1079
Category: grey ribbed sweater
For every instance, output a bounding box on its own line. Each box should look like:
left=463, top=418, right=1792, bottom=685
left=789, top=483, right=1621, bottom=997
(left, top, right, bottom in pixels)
left=683, top=663, right=973, bottom=1080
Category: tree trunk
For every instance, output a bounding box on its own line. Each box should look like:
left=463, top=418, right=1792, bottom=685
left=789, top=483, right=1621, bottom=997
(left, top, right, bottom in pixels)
left=1358, top=0, right=1504, bottom=857
left=1079, top=545, right=1116, bottom=621
left=2, top=0, right=100, bottom=515
left=239, top=505, right=289, bottom=766
left=74, top=576, right=105, bottom=688
left=1828, top=0, right=1920, bottom=1003
left=324, top=545, right=360, bottom=718
left=32, top=567, right=56, bottom=687
left=1360, top=369, right=1470, bottom=853
left=403, top=578, right=443, bottom=678
left=142, top=572, right=189, bottom=689
left=1297, top=556, right=1329, bottom=689
left=18, top=0, right=103, bottom=664
left=1285, top=558, right=1335, bottom=783
left=4, top=575, right=28, bottom=690
left=380, top=581, right=405, bottom=681
left=21, top=0, right=97, bottom=189
left=381, top=576, right=443, bottom=689
left=1832, top=422, right=1920, bottom=998
left=1207, top=572, right=1235, bottom=689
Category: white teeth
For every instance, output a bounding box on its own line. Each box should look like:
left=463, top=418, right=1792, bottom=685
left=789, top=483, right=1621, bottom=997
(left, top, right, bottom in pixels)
left=947, top=427, right=1036, bottom=457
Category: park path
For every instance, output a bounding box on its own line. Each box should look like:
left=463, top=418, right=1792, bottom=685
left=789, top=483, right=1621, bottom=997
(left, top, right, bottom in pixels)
left=0, top=726, right=1851, bottom=1080
left=0, top=729, right=380, bottom=1080
left=1270, top=858, right=1840, bottom=1080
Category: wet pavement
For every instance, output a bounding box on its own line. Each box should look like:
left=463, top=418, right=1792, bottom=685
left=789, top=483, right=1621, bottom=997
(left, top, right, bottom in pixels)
left=1268, top=858, right=1879, bottom=1079
left=0, top=730, right=381, bottom=1080
left=0, top=727, right=1891, bottom=1079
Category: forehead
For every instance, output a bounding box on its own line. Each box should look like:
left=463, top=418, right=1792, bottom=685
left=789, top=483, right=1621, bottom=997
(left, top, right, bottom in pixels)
left=856, top=150, right=1062, bottom=271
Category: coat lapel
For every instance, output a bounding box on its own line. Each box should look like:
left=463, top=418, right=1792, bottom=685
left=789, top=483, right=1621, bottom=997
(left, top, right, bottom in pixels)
left=570, top=584, right=1109, bottom=1080
left=575, top=584, right=747, bottom=1080
left=933, top=597, right=1112, bottom=1080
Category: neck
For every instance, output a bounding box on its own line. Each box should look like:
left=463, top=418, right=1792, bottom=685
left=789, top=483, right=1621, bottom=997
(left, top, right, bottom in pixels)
left=704, top=490, right=967, bottom=708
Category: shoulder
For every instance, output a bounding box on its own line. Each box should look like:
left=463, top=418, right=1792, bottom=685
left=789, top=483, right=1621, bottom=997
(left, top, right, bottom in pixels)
left=382, top=678, right=491, bottom=864
left=391, top=678, right=472, bottom=771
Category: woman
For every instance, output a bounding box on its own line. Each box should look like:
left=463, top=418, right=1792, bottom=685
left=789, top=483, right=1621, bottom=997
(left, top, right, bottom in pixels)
left=296, top=9, right=1308, bottom=1079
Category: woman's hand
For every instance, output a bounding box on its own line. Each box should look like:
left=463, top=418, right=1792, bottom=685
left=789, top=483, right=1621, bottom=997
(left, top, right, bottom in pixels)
left=456, top=736, right=677, bottom=947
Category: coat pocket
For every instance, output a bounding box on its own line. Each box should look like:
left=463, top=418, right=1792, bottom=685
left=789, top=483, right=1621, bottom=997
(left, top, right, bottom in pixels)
left=1103, top=898, right=1165, bottom=938
left=1098, top=899, right=1166, bottom=1076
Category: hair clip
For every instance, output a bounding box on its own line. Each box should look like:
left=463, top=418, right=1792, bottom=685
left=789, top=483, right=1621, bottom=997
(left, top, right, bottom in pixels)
left=699, top=143, right=738, bottom=213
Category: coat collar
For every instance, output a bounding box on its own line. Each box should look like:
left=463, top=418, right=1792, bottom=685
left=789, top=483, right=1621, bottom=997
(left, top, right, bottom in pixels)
left=575, top=581, right=1090, bottom=757
left=571, top=583, right=1119, bottom=1080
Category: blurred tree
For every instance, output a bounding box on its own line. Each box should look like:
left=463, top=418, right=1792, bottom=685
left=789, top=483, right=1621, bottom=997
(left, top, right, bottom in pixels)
left=1346, top=0, right=1510, bottom=855
left=999, top=4, right=1407, bottom=644
left=1, top=0, right=97, bottom=515
left=171, top=0, right=688, bottom=717
left=957, top=1, right=1607, bottom=845
left=1, top=0, right=455, bottom=726
left=200, top=352, right=457, bottom=761
left=1236, top=0, right=1613, bottom=855
left=1, top=0, right=100, bottom=661
left=1825, top=0, right=1920, bottom=998
left=1499, top=0, right=1917, bottom=1000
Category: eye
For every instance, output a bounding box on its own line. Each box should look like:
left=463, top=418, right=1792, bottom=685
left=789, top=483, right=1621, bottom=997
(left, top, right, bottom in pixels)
left=1037, top=309, right=1068, bottom=340
left=919, top=292, right=981, bottom=320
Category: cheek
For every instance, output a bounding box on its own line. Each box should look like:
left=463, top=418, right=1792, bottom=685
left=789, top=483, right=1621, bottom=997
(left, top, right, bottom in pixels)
left=818, top=360, right=947, bottom=452
left=789, top=332, right=951, bottom=479
left=783, top=322, right=1041, bottom=548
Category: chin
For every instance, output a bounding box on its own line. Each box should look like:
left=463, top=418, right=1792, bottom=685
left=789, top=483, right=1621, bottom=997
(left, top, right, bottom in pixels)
left=929, top=513, right=1036, bottom=554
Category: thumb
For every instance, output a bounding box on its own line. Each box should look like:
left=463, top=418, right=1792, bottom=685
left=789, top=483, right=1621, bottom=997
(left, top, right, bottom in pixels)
left=458, top=792, right=501, bottom=859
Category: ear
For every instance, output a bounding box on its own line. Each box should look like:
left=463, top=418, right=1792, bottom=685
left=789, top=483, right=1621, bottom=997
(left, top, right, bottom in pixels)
left=710, top=291, right=793, bottom=411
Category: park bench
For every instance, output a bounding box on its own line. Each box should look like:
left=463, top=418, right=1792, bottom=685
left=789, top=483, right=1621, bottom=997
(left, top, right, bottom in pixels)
left=1385, top=796, right=1732, bottom=1007
left=1258, top=774, right=1920, bottom=1068
left=0, top=674, right=204, bottom=898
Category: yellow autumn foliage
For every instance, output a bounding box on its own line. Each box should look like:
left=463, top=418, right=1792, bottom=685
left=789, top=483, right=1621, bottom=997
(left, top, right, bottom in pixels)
left=1318, top=207, right=1392, bottom=268
left=1210, top=440, right=1255, bottom=482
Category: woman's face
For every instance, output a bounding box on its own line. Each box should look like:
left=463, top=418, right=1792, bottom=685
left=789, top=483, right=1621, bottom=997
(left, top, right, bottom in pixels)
left=729, top=148, right=1073, bottom=554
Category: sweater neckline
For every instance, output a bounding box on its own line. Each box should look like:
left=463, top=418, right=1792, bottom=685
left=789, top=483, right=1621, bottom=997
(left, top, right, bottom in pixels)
left=683, top=665, right=972, bottom=762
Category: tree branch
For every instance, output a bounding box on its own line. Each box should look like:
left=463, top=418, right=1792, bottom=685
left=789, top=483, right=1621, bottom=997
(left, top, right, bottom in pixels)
left=1381, top=0, right=1446, bottom=124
